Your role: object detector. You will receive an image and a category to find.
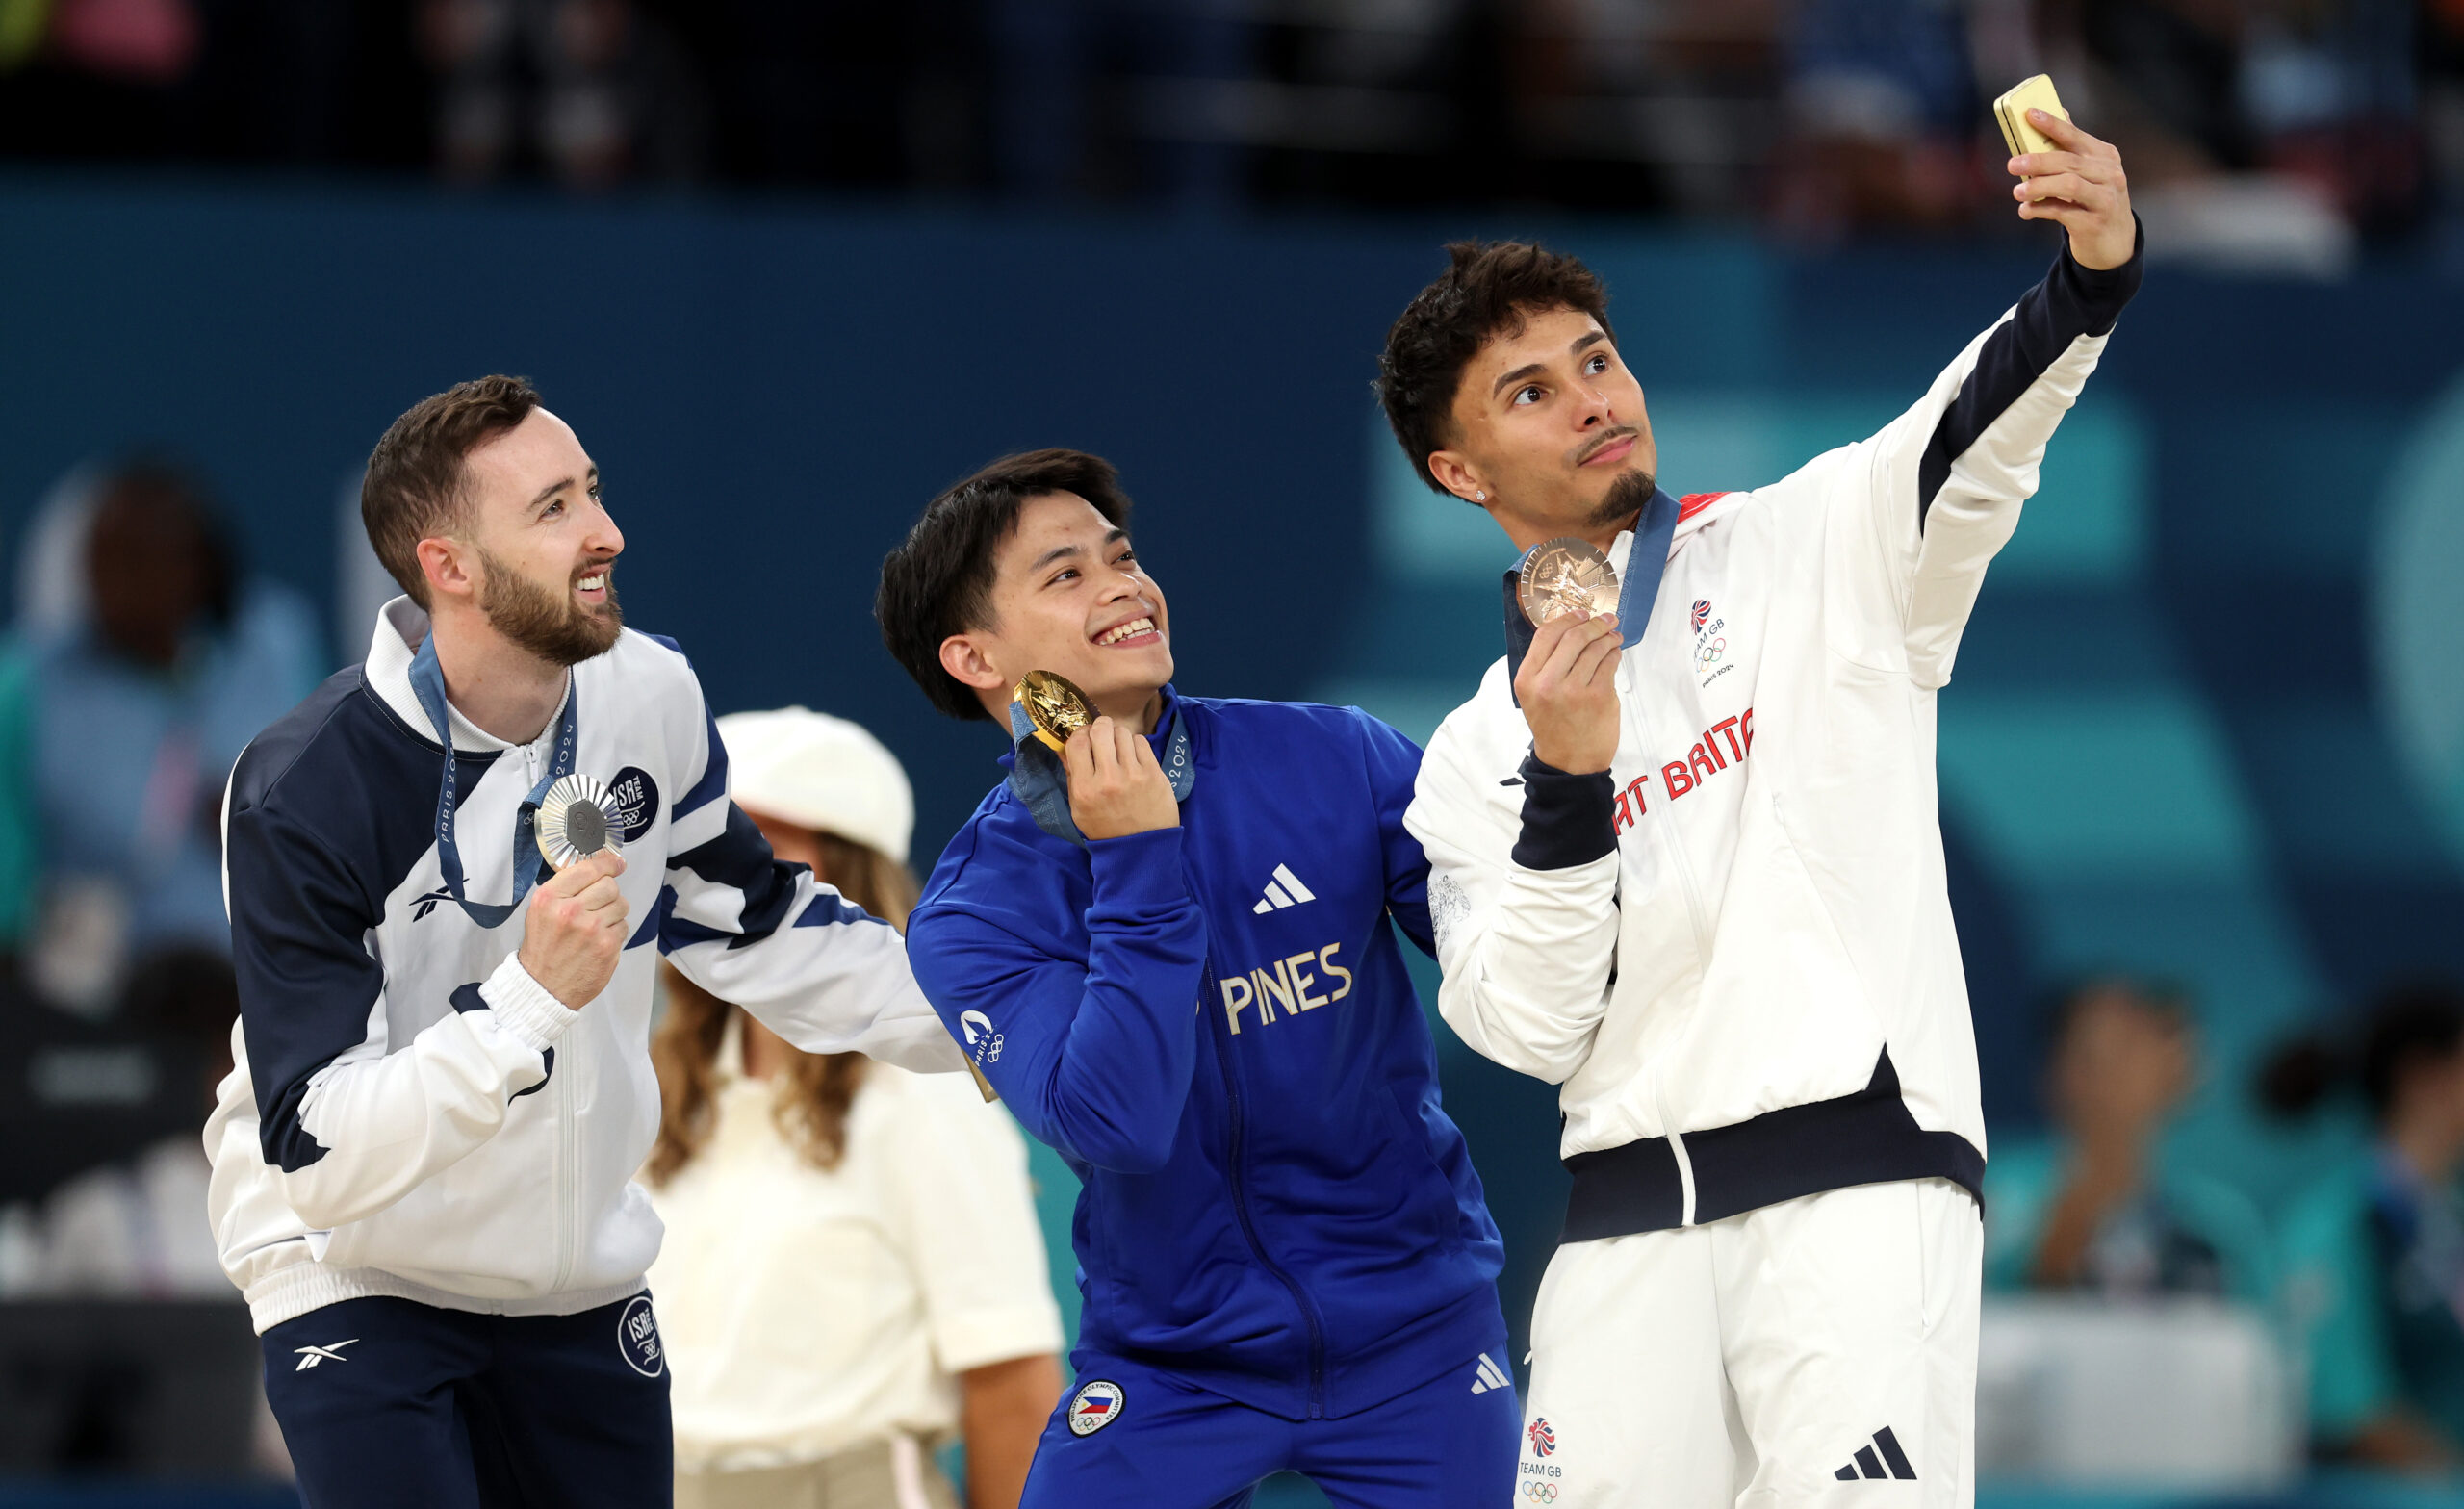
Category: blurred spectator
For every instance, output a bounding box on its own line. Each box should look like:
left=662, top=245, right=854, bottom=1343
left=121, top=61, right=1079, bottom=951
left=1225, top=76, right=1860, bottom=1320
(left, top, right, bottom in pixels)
left=2269, top=981, right=2464, bottom=1471
left=0, top=946, right=234, bottom=1298
left=1771, top=0, right=1986, bottom=236
left=0, top=460, right=320, bottom=1014
left=1986, top=978, right=2272, bottom=1301
left=644, top=708, right=1062, bottom=1509
left=419, top=0, right=706, bottom=187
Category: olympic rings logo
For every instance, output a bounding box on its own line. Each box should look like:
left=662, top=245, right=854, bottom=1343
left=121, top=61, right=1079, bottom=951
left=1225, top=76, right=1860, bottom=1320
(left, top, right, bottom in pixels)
left=1695, top=637, right=1726, bottom=667
left=1521, top=1483, right=1559, bottom=1502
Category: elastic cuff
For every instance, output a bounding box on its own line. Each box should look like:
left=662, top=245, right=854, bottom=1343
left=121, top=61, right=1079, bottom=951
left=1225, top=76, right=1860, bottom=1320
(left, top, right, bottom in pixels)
left=477, top=953, right=582, bottom=1053
left=1512, top=754, right=1617, bottom=870
left=2058, top=214, right=2144, bottom=335
left=1087, top=824, right=1189, bottom=893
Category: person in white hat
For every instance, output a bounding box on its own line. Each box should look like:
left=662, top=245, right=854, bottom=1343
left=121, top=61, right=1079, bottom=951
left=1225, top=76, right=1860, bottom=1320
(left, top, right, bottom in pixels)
left=644, top=708, right=1065, bottom=1509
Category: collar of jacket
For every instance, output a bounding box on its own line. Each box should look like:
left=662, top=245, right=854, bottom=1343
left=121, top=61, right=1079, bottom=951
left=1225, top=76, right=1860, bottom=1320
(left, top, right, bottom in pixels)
left=1502, top=485, right=1681, bottom=695
left=1000, top=684, right=1194, bottom=846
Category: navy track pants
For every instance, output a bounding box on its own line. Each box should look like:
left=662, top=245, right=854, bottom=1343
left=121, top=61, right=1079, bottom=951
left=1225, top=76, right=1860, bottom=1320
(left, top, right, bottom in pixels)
left=261, top=1292, right=671, bottom=1509
left=1022, top=1343, right=1523, bottom=1509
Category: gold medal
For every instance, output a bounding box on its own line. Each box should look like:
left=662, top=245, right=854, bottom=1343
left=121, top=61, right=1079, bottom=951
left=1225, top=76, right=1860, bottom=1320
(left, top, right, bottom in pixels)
left=1517, top=537, right=1620, bottom=627
left=536, top=773, right=622, bottom=870
left=1013, top=670, right=1097, bottom=753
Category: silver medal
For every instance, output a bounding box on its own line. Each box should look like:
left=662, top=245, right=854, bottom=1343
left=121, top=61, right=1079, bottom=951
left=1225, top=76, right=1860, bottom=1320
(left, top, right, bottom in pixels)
left=536, top=773, right=622, bottom=871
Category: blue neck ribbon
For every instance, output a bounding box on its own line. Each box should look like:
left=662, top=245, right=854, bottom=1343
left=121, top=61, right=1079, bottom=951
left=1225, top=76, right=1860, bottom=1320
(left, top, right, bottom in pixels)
left=1006, top=694, right=1195, bottom=847
left=1618, top=485, right=1681, bottom=633
left=406, top=634, right=578, bottom=928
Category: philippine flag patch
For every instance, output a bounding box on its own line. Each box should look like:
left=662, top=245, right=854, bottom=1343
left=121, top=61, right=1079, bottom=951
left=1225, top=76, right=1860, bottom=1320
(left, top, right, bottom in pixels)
left=1067, top=1379, right=1126, bottom=1436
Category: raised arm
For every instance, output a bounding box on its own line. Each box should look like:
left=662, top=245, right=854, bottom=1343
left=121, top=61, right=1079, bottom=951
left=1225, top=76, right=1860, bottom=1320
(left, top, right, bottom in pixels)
left=1405, top=627, right=1624, bottom=1084
left=226, top=803, right=582, bottom=1231
left=1841, top=113, right=2143, bottom=687
left=911, top=717, right=1206, bottom=1173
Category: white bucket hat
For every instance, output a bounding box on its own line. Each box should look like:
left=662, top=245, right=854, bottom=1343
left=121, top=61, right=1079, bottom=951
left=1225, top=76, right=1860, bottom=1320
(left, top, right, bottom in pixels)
left=713, top=707, right=915, bottom=865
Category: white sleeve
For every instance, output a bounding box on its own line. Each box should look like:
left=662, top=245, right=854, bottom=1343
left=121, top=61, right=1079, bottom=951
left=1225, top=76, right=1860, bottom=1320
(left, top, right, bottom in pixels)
left=225, top=795, right=575, bottom=1232
left=1841, top=232, right=2143, bottom=687
left=1404, top=691, right=1620, bottom=1085
left=658, top=703, right=963, bottom=1076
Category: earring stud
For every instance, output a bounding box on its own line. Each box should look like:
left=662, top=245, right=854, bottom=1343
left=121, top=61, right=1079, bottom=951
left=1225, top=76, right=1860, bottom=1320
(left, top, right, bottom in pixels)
left=1475, top=490, right=1486, bottom=501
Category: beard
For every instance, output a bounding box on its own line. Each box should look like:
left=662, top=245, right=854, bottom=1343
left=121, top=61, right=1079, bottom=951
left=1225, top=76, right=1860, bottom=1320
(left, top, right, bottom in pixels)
left=1589, top=465, right=1658, bottom=530
left=475, top=547, right=623, bottom=667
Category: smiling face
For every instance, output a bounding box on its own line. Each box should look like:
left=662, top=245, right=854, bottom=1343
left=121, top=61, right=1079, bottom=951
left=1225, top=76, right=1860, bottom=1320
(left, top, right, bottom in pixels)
left=438, top=407, right=626, bottom=665
left=937, top=491, right=1172, bottom=729
left=1427, top=305, right=1659, bottom=552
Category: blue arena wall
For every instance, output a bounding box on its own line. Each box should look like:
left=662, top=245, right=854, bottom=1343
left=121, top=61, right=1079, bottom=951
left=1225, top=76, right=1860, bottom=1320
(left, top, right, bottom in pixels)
left=6, top=173, right=2464, bottom=1375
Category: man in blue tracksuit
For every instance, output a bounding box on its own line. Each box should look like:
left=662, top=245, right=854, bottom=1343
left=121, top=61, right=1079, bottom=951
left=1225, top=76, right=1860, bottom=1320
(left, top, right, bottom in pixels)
left=876, top=448, right=1516, bottom=1507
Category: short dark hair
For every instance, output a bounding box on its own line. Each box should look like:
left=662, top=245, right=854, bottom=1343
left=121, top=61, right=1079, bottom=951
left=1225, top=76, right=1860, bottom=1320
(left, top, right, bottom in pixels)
left=362, top=375, right=542, bottom=607
left=876, top=448, right=1136, bottom=723
left=1375, top=241, right=1615, bottom=496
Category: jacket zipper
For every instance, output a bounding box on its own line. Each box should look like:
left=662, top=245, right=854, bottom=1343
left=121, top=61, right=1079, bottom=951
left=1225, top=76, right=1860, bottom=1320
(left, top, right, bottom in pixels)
left=1624, top=657, right=1707, bottom=1225
left=1205, top=959, right=1329, bottom=1417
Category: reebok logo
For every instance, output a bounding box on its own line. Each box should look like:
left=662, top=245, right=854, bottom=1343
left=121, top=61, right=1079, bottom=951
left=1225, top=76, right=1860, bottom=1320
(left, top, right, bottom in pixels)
left=411, top=887, right=452, bottom=921
left=1470, top=1352, right=1511, bottom=1394
left=293, top=1340, right=357, bottom=1370
left=1833, top=1426, right=1917, bottom=1482
left=1250, top=863, right=1317, bottom=914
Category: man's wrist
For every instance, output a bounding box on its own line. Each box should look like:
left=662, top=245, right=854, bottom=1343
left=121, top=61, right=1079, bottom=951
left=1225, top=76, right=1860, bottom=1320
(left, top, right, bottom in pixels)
left=480, top=953, right=583, bottom=1051
left=1512, top=753, right=1617, bottom=871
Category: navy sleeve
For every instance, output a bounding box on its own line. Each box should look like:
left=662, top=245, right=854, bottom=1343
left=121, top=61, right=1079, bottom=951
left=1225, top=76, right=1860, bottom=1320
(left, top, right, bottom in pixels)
left=226, top=803, right=386, bottom=1173
left=907, top=827, right=1208, bottom=1174
left=1512, top=755, right=1616, bottom=870
left=1917, top=221, right=2144, bottom=529
left=1355, top=710, right=1436, bottom=957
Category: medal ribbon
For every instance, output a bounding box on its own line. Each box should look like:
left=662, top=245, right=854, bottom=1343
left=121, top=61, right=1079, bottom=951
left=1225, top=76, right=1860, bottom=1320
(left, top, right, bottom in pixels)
left=1006, top=695, right=1195, bottom=848
left=1616, top=485, right=1681, bottom=636
left=407, top=634, right=578, bottom=928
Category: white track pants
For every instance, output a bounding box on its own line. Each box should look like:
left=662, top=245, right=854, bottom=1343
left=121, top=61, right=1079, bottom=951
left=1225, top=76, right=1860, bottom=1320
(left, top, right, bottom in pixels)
left=1514, top=1178, right=1980, bottom=1509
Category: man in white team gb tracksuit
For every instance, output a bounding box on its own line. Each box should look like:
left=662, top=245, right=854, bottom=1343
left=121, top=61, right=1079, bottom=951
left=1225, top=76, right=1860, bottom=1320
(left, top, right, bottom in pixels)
left=1375, top=114, right=2141, bottom=1505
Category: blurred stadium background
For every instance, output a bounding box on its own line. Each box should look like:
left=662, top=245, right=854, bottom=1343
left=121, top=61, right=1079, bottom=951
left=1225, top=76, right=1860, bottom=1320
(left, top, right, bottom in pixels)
left=5, top=0, right=2464, bottom=1505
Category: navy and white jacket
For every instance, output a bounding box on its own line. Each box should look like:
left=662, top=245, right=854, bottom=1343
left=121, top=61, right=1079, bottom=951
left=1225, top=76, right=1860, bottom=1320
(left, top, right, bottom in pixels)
left=1408, top=235, right=2144, bottom=1242
left=907, top=692, right=1505, bottom=1421
left=206, top=598, right=962, bottom=1333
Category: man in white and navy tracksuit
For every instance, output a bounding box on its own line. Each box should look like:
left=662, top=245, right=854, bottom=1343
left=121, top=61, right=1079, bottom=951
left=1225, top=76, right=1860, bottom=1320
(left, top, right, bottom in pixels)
left=1377, top=116, right=2143, bottom=1504
left=208, top=376, right=961, bottom=1508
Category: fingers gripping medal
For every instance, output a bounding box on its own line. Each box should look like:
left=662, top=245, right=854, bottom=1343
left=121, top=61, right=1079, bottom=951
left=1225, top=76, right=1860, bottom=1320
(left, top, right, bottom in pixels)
left=536, top=774, right=623, bottom=871
left=1517, top=537, right=1620, bottom=627
left=1013, top=670, right=1097, bottom=753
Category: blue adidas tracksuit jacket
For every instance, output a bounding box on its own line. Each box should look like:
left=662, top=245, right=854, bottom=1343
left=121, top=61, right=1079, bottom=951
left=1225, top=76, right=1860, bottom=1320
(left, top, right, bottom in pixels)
left=907, top=690, right=1507, bottom=1425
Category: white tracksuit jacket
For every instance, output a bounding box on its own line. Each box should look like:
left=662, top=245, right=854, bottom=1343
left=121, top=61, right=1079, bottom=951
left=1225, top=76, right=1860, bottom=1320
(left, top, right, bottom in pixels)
left=206, top=600, right=962, bottom=1332
left=1405, top=239, right=2143, bottom=1240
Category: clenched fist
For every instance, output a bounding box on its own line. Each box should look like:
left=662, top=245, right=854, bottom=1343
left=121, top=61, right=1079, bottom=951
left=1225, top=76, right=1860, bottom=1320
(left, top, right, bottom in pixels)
left=1064, top=717, right=1180, bottom=840
left=517, top=849, right=630, bottom=1009
left=1516, top=610, right=1624, bottom=775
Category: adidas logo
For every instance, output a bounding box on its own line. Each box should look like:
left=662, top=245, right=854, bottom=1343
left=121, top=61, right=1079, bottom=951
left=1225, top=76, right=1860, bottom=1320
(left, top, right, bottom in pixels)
left=1833, top=1426, right=1916, bottom=1482
left=1469, top=1352, right=1511, bottom=1394
left=1251, top=864, right=1317, bottom=914
left=293, top=1339, right=358, bottom=1371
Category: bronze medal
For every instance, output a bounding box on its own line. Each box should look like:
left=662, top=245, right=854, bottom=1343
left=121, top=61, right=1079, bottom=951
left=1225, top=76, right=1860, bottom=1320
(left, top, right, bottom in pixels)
left=1517, top=537, right=1620, bottom=627
left=536, top=773, right=622, bottom=871
left=1013, top=670, right=1097, bottom=753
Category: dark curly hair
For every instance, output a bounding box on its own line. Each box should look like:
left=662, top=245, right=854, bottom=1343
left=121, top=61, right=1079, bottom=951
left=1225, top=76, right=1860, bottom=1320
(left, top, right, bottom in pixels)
left=876, top=448, right=1136, bottom=723
left=1375, top=241, right=1616, bottom=498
